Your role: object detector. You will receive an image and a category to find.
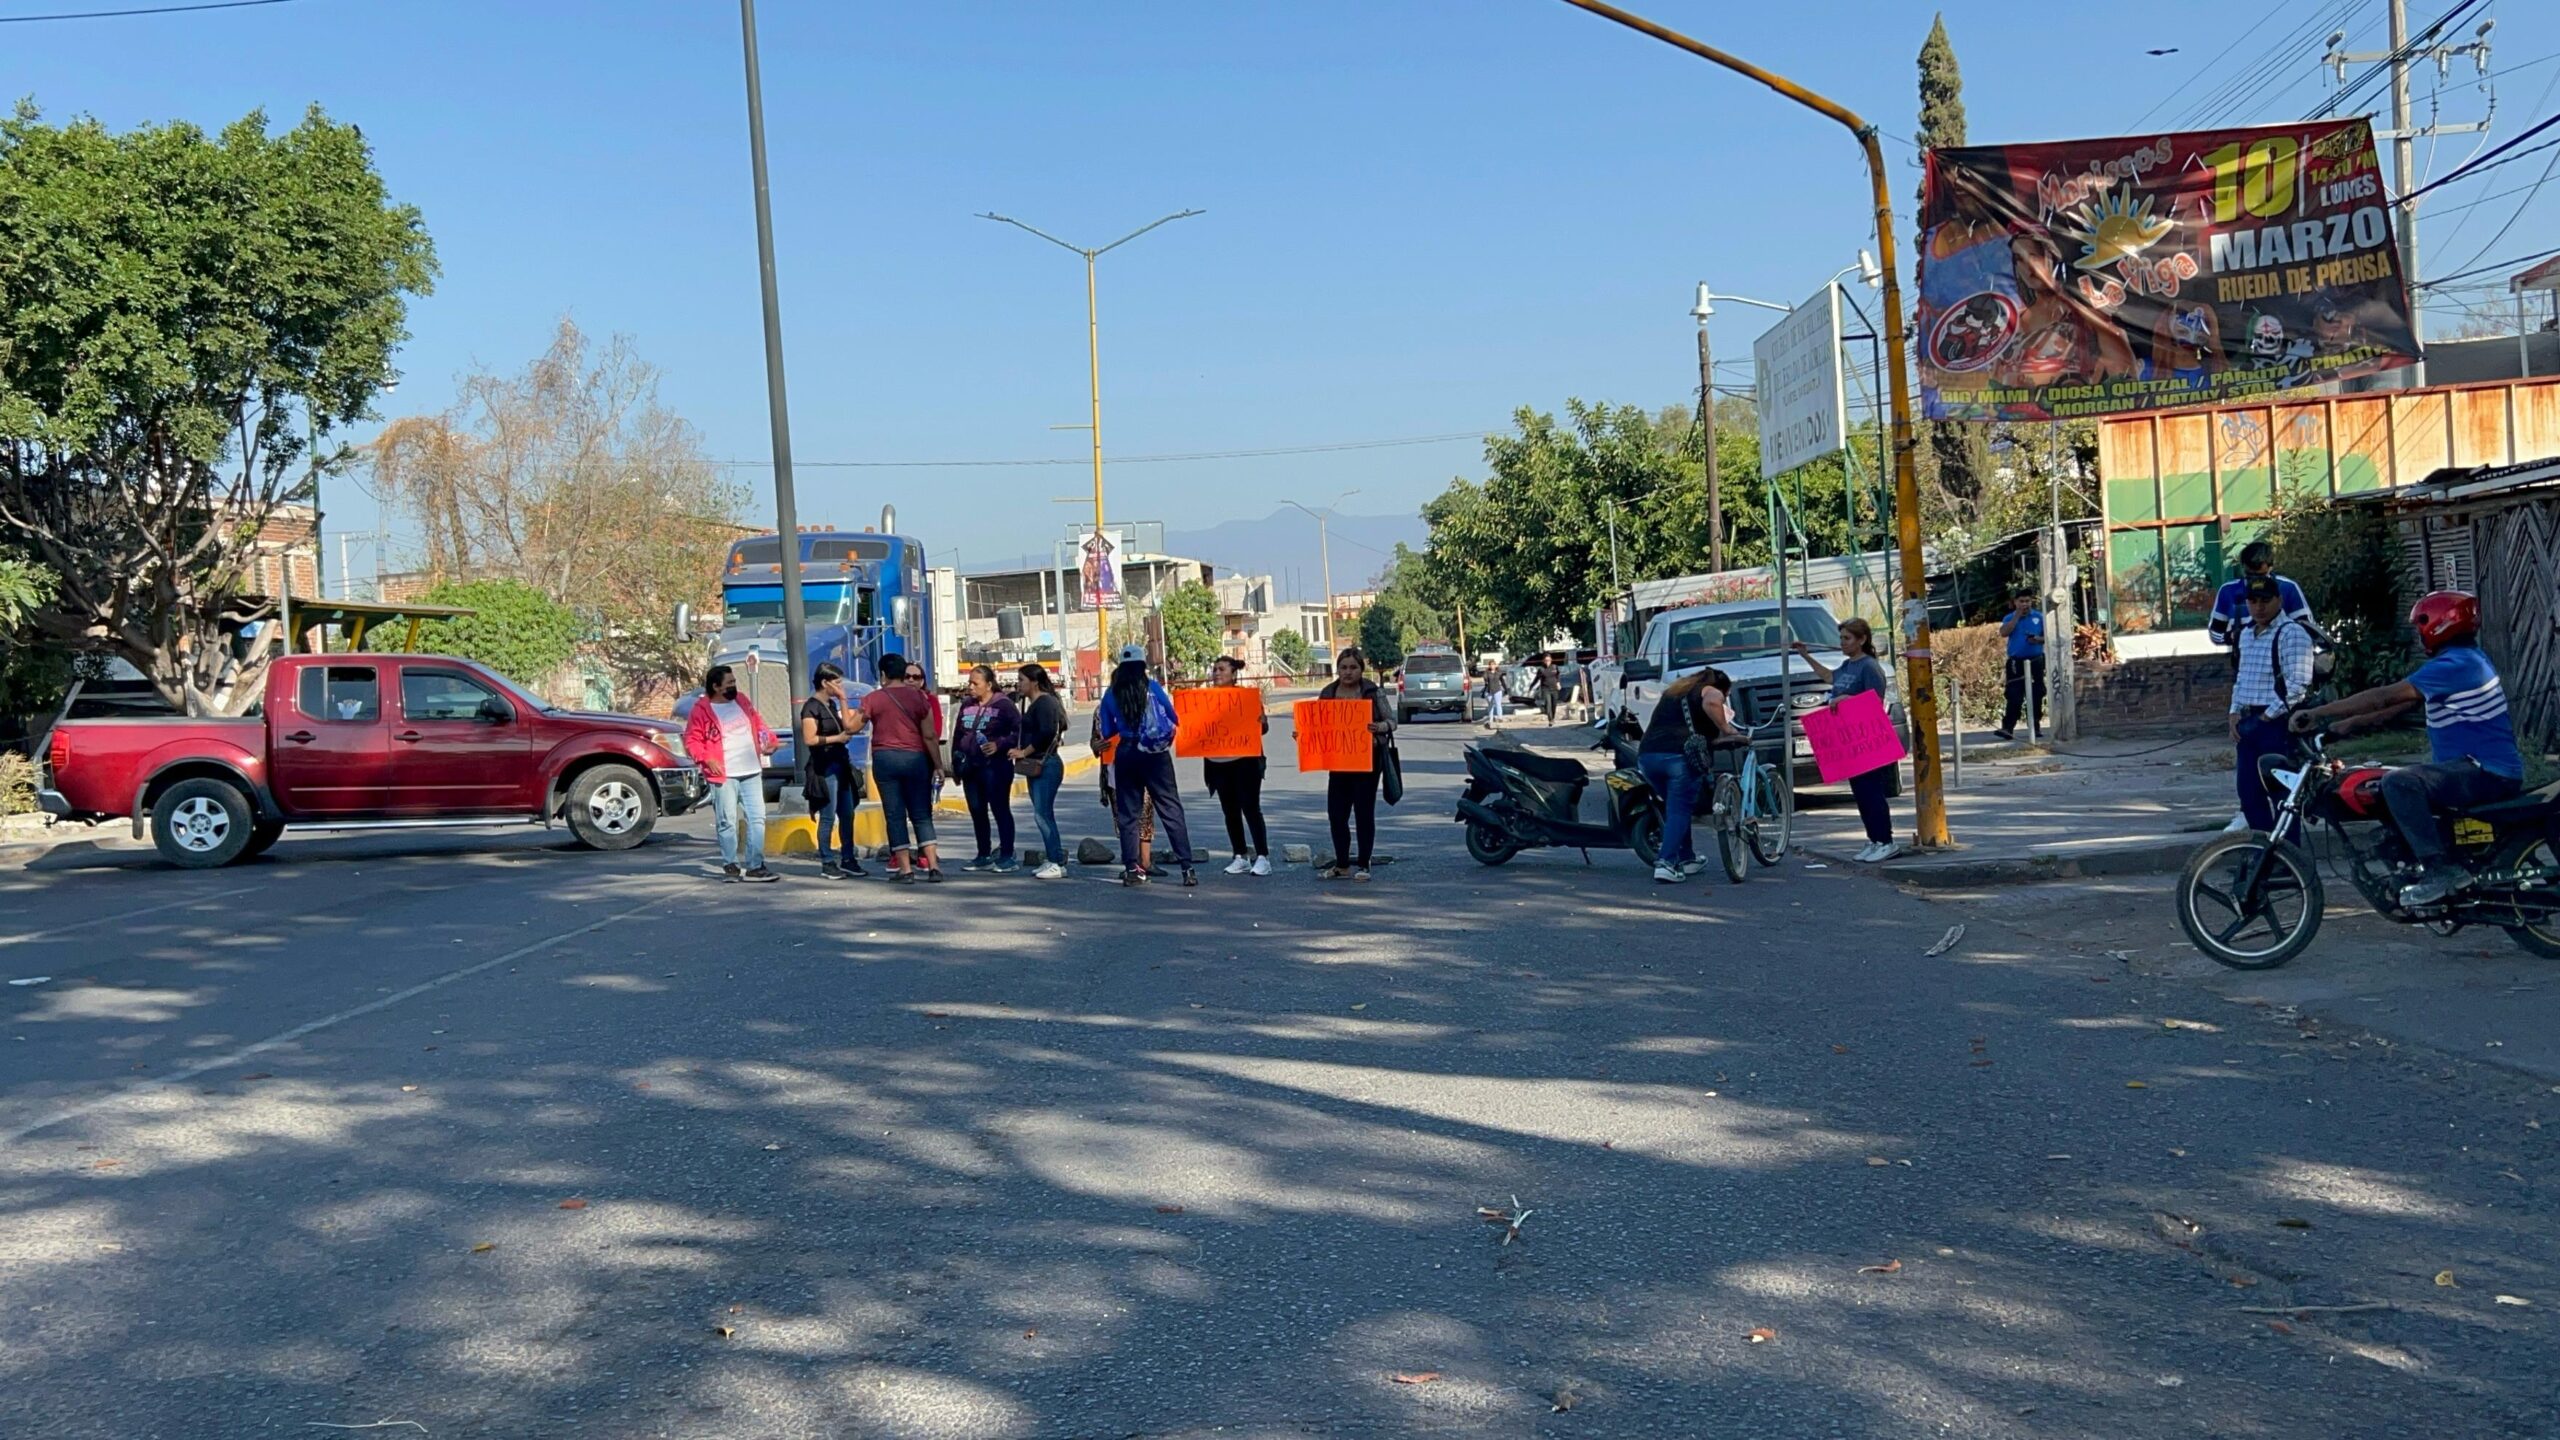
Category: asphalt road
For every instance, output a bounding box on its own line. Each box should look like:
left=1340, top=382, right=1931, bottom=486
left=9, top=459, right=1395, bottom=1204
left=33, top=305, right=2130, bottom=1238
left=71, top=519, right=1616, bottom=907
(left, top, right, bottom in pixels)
left=2, top=717, right=2555, bottom=1439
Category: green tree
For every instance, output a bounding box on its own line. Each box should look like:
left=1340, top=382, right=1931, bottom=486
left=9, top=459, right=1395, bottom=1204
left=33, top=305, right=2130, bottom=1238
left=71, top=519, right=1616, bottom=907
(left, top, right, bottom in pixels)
left=371, top=578, right=579, bottom=689
left=0, top=556, right=51, bottom=630
left=0, top=103, right=436, bottom=714
left=1157, top=580, right=1222, bottom=678
left=1266, top=627, right=1310, bottom=675
left=1915, top=13, right=1993, bottom=533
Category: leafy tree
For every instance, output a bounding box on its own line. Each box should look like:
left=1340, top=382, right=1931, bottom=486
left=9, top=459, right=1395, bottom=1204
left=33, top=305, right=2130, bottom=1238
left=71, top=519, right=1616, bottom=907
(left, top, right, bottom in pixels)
left=1266, top=627, right=1310, bottom=675
left=2265, top=500, right=2407, bottom=696
left=370, top=578, right=579, bottom=688
left=0, top=557, right=51, bottom=631
left=1357, top=545, right=1450, bottom=671
left=1915, top=13, right=1993, bottom=531
left=1156, top=580, right=1222, bottom=678
left=0, top=104, right=436, bottom=714
left=367, top=320, right=744, bottom=711
left=1415, top=399, right=1861, bottom=655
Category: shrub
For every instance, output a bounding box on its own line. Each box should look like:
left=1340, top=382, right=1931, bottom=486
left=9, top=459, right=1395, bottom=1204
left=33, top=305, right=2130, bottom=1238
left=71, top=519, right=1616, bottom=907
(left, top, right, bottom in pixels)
left=366, top=578, right=580, bottom=688
left=1930, top=623, right=2008, bottom=729
left=2263, top=502, right=2408, bottom=696
left=0, top=751, right=36, bottom=817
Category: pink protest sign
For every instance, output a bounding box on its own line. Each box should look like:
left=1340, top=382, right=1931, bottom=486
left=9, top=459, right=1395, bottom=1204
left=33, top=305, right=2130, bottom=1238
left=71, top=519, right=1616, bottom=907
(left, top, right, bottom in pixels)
left=1800, top=688, right=1906, bottom=785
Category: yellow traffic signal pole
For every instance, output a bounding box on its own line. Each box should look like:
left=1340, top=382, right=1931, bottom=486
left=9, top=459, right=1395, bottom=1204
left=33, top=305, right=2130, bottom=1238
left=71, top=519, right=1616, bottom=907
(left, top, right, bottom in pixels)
left=1555, top=0, right=1951, bottom=846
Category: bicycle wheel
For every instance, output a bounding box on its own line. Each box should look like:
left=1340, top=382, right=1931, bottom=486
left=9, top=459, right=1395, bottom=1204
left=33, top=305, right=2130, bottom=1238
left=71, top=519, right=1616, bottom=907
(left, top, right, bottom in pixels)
left=1747, top=761, right=1791, bottom=867
left=1710, top=773, right=1747, bottom=883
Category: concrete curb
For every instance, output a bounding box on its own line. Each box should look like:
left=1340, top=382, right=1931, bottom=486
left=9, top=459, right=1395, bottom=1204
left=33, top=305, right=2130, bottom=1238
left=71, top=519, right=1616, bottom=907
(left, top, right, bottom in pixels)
left=1799, top=835, right=2202, bottom=889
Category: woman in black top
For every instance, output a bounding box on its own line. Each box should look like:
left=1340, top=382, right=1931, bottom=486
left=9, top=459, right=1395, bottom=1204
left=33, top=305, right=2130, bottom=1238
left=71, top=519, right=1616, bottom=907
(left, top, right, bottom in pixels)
left=952, top=664, right=1023, bottom=872
left=1201, top=655, right=1273, bottom=875
left=798, top=662, right=868, bottom=878
left=1634, top=666, right=1734, bottom=883
left=1010, top=663, right=1071, bottom=878
left=1315, top=647, right=1396, bottom=881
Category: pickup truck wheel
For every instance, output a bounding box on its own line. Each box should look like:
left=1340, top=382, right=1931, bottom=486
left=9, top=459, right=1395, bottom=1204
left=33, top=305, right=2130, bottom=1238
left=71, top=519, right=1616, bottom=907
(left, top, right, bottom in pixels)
left=567, top=764, right=658, bottom=851
left=242, top=819, right=286, bottom=859
left=151, top=778, right=255, bottom=869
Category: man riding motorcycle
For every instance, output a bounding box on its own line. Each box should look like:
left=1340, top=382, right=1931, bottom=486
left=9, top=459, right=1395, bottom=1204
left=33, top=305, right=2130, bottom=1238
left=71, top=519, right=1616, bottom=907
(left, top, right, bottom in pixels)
left=2289, top=590, right=2524, bottom=908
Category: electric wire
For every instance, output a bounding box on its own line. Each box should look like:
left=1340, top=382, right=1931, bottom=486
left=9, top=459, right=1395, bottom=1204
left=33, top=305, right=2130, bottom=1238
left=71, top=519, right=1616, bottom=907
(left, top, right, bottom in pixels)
left=2184, top=0, right=2370, bottom=130
left=712, top=430, right=1490, bottom=470
left=2132, top=0, right=2314, bottom=131
left=0, top=0, right=298, bottom=21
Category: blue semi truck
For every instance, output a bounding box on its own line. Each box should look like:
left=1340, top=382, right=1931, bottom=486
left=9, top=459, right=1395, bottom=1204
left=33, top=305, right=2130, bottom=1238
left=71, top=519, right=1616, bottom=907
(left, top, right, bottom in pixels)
left=675, top=509, right=937, bottom=802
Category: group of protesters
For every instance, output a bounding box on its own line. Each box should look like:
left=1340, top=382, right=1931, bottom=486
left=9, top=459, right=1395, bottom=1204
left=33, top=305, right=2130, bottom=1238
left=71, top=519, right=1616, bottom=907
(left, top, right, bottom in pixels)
left=679, top=644, right=1397, bottom=887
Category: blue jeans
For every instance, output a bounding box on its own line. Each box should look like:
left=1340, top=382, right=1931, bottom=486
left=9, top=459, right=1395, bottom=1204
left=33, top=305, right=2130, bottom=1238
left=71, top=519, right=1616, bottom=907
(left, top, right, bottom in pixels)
left=709, top=774, right=766, bottom=867
left=961, top=765, right=1016, bottom=861
left=1638, top=751, right=1700, bottom=867
left=874, top=748, right=937, bottom=855
left=1026, top=753, right=1065, bottom=865
left=812, top=767, right=858, bottom=864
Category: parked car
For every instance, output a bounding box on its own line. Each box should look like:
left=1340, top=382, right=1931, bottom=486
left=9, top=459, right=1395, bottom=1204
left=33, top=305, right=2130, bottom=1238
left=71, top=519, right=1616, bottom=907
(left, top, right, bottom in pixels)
left=36, top=653, right=706, bottom=868
left=1607, top=597, right=1905, bottom=792
left=1394, top=646, right=1471, bottom=723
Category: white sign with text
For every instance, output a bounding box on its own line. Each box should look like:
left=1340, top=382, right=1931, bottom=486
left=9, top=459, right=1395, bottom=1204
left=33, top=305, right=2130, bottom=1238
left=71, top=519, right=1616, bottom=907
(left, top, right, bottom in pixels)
left=1752, top=282, right=1847, bottom=480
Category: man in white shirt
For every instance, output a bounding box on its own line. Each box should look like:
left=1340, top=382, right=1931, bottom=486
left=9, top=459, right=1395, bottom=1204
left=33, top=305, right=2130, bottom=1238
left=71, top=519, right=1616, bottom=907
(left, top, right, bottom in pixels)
left=2227, top=576, right=2316, bottom=840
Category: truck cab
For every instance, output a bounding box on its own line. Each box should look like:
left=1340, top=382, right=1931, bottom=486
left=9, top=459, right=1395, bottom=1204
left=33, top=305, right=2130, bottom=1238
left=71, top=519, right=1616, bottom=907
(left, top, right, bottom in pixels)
left=1612, top=598, right=1904, bottom=790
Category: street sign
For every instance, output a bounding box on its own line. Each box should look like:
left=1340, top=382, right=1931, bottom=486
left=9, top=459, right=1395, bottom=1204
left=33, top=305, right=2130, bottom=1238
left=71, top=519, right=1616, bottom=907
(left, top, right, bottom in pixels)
left=1753, top=283, right=1847, bottom=480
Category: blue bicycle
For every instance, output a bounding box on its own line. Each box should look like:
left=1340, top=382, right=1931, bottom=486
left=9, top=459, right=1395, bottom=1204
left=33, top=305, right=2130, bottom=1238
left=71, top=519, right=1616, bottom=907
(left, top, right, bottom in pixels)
left=1700, top=721, right=1793, bottom=883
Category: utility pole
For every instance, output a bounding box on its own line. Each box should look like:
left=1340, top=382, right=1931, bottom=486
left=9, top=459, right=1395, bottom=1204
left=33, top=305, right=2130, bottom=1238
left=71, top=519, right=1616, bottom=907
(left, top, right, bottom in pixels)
left=2325, top=10, right=2494, bottom=387
left=1694, top=301, right=1723, bottom=573
left=738, top=0, right=809, bottom=731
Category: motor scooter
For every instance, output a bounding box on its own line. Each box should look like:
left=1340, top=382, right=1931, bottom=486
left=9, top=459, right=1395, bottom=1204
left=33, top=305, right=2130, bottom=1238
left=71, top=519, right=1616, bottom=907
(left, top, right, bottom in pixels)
left=1454, top=735, right=1658, bottom=866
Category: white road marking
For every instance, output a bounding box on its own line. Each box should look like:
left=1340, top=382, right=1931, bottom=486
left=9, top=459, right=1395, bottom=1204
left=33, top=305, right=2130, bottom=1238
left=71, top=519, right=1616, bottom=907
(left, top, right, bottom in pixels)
left=0, top=894, right=668, bottom=1146
left=0, top=882, right=266, bottom=949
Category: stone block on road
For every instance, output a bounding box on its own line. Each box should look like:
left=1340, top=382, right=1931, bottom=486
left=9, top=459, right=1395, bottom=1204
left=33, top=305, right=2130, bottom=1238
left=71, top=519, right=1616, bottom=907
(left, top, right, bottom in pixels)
left=1076, top=837, right=1116, bottom=866
left=1282, top=844, right=1313, bottom=865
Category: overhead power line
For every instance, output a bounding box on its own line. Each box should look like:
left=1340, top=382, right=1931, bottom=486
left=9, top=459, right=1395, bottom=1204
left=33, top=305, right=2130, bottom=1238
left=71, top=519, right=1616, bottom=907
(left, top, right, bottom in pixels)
left=714, top=430, right=1490, bottom=470
left=0, top=0, right=301, bottom=21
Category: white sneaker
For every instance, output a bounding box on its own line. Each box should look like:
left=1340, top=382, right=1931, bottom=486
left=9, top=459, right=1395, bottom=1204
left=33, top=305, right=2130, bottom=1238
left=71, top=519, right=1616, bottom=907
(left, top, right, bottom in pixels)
left=1681, top=856, right=1712, bottom=876
left=1224, top=854, right=1253, bottom=875
left=2223, top=814, right=2252, bottom=832
left=1854, top=842, right=1887, bottom=863
left=1250, top=855, right=1273, bottom=877
left=1034, top=862, right=1066, bottom=879
left=1653, top=864, right=1686, bottom=884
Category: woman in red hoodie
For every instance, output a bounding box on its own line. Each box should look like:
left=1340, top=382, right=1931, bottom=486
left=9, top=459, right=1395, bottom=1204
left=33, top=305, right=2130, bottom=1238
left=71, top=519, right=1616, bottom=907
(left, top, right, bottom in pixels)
left=682, top=663, right=781, bottom=882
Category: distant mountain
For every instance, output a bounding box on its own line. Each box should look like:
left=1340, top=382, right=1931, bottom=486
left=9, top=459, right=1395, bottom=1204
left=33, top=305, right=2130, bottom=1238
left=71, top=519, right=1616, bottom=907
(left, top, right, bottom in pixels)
left=1165, top=509, right=1427, bottom=603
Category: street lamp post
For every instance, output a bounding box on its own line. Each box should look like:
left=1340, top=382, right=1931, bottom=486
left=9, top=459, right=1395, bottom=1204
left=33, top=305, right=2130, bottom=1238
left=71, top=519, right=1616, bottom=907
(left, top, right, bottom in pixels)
left=981, top=208, right=1203, bottom=666
left=1572, top=0, right=1950, bottom=848
left=1283, top=491, right=1357, bottom=660
left=737, top=0, right=810, bottom=729
left=1690, top=285, right=1789, bottom=578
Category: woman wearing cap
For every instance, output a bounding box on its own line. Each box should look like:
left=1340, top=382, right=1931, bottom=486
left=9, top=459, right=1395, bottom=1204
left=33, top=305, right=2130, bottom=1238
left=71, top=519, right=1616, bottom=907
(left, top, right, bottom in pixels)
left=1095, top=645, right=1197, bottom=887
left=1201, top=655, right=1273, bottom=876
left=1315, top=646, right=1395, bottom=881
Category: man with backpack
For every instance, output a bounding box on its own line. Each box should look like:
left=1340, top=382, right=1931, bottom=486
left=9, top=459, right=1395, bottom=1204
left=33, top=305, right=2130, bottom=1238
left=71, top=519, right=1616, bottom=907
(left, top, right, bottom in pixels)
left=2210, top=541, right=2327, bottom=829
left=2227, top=575, right=2317, bottom=840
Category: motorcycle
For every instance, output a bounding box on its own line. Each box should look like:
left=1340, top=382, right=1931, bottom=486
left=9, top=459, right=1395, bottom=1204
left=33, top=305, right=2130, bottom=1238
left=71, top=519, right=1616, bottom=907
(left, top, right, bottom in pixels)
left=2174, top=719, right=2560, bottom=969
left=1454, top=735, right=1657, bottom=867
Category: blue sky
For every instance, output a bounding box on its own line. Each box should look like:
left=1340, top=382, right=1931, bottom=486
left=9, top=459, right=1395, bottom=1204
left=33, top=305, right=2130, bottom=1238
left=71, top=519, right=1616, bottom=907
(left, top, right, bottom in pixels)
left=9, top=0, right=2556, bottom=583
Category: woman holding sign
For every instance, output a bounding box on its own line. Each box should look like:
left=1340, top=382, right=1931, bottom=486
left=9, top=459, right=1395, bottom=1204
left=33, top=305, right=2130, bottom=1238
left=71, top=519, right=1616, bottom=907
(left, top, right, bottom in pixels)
left=1792, top=618, right=1900, bottom=863
left=1201, top=655, right=1273, bottom=876
left=1096, top=646, right=1198, bottom=888
left=1314, top=647, right=1396, bottom=881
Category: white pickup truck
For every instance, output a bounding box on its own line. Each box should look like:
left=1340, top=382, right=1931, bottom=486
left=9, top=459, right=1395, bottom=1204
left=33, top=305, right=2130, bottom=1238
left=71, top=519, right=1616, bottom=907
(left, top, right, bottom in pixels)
left=1603, top=597, right=1904, bottom=793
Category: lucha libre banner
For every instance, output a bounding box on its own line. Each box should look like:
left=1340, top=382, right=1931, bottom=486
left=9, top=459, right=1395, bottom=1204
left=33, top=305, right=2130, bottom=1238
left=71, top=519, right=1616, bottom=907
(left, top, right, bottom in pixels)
left=1917, top=119, right=2421, bottom=422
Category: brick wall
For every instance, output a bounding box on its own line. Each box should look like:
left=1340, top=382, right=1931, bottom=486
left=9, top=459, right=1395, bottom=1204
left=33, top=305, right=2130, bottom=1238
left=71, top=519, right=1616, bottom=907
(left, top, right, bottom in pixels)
left=2074, top=652, right=2232, bottom=735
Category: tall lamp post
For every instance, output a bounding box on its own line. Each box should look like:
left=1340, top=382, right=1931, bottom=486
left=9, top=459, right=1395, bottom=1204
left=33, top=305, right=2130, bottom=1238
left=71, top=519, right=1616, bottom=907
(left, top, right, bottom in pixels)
left=737, top=0, right=809, bottom=722
left=980, top=208, right=1204, bottom=665
left=1567, top=0, right=1950, bottom=849
left=1691, top=285, right=1789, bottom=578
left=1283, top=491, right=1358, bottom=659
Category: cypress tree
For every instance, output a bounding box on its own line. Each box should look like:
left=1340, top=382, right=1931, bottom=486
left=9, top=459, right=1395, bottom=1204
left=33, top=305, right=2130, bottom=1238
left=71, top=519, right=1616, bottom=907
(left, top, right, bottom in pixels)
left=1916, top=13, right=1991, bottom=513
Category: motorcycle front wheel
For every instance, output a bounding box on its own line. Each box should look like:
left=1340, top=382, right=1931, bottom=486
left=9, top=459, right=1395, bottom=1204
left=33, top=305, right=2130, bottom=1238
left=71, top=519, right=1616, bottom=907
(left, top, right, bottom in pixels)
left=1627, top=806, right=1663, bottom=870
left=2177, top=832, right=2325, bottom=970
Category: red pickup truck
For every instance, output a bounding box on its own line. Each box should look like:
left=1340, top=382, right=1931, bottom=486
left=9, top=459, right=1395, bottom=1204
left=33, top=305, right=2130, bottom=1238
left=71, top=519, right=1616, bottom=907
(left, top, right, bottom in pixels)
left=37, top=653, right=707, bottom=868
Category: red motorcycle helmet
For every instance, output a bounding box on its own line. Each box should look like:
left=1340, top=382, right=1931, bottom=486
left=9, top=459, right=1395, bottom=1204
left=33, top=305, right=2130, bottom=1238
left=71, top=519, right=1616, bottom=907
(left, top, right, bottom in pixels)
left=2408, top=590, right=2480, bottom=654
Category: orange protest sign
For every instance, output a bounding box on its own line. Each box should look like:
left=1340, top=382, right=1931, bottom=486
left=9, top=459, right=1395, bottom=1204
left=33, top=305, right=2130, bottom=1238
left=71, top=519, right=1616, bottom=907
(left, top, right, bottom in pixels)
left=1095, top=735, right=1118, bottom=766
left=1174, top=686, right=1264, bottom=758
left=1294, top=698, right=1375, bottom=773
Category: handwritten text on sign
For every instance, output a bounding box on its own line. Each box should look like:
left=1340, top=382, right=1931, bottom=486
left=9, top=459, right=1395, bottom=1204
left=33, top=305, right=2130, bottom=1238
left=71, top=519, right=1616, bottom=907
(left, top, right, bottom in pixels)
left=1294, top=699, right=1375, bottom=773
left=1800, top=688, right=1906, bottom=784
left=1174, top=686, right=1264, bottom=759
